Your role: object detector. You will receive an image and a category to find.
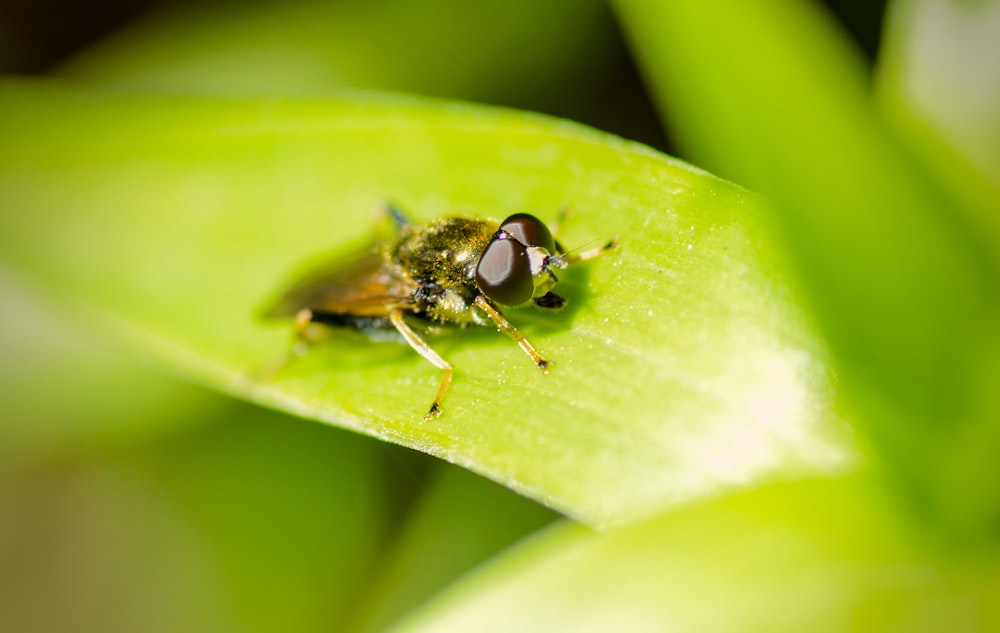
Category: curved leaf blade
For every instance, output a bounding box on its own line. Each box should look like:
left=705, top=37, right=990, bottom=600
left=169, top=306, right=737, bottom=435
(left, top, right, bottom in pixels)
left=614, top=0, right=1000, bottom=535
left=389, top=476, right=1000, bottom=632
left=0, top=79, right=854, bottom=526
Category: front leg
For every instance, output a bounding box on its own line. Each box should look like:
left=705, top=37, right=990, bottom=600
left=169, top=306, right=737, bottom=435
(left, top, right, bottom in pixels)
left=473, top=295, right=552, bottom=372
left=550, top=207, right=619, bottom=264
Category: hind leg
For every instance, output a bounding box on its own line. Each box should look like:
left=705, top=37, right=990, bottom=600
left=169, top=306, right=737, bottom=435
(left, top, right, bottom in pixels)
left=259, top=308, right=327, bottom=380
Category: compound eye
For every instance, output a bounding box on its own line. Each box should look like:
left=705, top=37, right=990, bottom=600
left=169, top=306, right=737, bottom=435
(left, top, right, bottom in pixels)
left=499, top=213, right=556, bottom=253
left=475, top=237, right=534, bottom=306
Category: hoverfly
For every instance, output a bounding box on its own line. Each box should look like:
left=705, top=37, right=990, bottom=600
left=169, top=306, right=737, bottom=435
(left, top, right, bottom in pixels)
left=268, top=205, right=616, bottom=419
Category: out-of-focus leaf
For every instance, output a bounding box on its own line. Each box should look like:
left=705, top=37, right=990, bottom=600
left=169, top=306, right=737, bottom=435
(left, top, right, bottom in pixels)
left=614, top=0, right=1000, bottom=535
left=58, top=0, right=666, bottom=159
left=877, top=0, right=1000, bottom=191
left=342, top=464, right=557, bottom=633
left=0, top=266, right=225, bottom=470
left=389, top=476, right=1000, bottom=633
left=0, top=405, right=390, bottom=633
left=875, top=0, right=1000, bottom=258
left=58, top=0, right=615, bottom=108
left=0, top=79, right=854, bottom=527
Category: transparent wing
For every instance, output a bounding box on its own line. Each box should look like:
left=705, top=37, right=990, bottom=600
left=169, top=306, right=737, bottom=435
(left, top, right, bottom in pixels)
left=266, top=248, right=419, bottom=319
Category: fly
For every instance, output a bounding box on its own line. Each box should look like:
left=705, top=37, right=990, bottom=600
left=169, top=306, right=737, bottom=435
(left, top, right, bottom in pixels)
left=268, top=204, right=617, bottom=419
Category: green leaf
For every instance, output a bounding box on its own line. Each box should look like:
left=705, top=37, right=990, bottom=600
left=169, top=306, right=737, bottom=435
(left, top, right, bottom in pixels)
left=877, top=0, right=1000, bottom=191
left=0, top=399, right=441, bottom=633
left=614, top=0, right=1000, bottom=535
left=342, top=464, right=557, bottom=633
left=0, top=280, right=553, bottom=631
left=58, top=0, right=616, bottom=107
left=0, top=265, right=230, bottom=470
left=875, top=0, right=1000, bottom=261
left=389, top=476, right=1000, bottom=633
left=0, top=78, right=853, bottom=527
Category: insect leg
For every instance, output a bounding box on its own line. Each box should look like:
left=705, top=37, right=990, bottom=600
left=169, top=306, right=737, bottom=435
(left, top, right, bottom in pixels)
left=473, top=295, right=552, bottom=373
left=373, top=202, right=414, bottom=242
left=549, top=206, right=572, bottom=242
left=389, top=308, right=453, bottom=420
left=563, top=237, right=619, bottom=264
left=256, top=308, right=317, bottom=380
left=385, top=202, right=412, bottom=229
left=292, top=308, right=316, bottom=355
left=549, top=208, right=619, bottom=263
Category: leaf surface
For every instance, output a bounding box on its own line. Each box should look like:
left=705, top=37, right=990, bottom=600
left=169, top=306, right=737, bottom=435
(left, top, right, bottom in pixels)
left=0, top=79, right=853, bottom=526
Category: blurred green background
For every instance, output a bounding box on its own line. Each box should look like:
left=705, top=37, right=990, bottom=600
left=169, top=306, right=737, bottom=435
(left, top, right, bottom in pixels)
left=4, top=0, right=1000, bottom=631
left=1, top=0, right=888, bottom=155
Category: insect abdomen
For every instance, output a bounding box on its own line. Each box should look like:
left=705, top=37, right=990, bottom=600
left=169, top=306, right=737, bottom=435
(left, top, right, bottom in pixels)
left=308, top=311, right=393, bottom=331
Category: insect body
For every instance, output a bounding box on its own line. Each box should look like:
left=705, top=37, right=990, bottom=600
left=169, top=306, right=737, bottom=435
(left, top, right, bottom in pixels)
left=270, top=205, right=616, bottom=419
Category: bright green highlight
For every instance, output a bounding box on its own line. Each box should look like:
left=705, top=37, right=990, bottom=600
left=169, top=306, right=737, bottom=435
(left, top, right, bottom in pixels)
left=616, top=0, right=1000, bottom=536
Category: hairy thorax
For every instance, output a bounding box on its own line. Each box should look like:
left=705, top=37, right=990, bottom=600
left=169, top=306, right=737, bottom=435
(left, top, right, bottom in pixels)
left=391, top=217, right=496, bottom=324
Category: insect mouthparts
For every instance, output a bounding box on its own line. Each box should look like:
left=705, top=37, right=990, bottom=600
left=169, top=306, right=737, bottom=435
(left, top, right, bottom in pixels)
left=546, top=254, right=568, bottom=270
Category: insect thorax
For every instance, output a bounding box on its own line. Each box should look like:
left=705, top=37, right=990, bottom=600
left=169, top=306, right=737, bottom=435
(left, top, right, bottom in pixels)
left=393, top=218, right=493, bottom=289
left=390, top=217, right=495, bottom=324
